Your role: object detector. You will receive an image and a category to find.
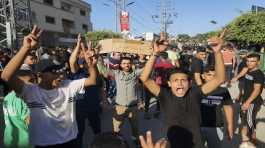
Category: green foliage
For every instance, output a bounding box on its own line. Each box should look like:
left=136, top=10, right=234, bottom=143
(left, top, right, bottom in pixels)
left=85, top=30, right=122, bottom=42
left=226, top=12, right=265, bottom=49
left=176, top=34, right=191, bottom=43
left=191, top=30, right=220, bottom=44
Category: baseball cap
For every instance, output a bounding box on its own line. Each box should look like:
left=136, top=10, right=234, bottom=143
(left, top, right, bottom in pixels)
left=36, top=59, right=66, bottom=73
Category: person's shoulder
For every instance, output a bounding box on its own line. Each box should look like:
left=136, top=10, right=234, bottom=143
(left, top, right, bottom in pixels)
left=251, top=69, right=265, bottom=77
left=214, top=87, right=229, bottom=94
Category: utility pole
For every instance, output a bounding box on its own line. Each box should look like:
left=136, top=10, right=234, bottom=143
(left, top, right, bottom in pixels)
left=0, top=0, right=31, bottom=52
left=152, top=0, right=177, bottom=35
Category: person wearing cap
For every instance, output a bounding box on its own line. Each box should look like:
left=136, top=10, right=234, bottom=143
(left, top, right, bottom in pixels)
left=191, top=46, right=207, bottom=86
left=1, top=26, right=97, bottom=147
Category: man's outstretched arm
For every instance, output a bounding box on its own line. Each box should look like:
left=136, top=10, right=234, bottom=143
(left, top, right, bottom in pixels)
left=201, top=29, right=226, bottom=94
left=1, top=25, right=42, bottom=94
left=140, top=41, right=168, bottom=97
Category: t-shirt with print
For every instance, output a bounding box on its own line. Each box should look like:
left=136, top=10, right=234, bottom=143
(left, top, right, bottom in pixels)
left=21, top=78, right=86, bottom=146
left=200, top=87, right=233, bottom=127
left=243, top=69, right=264, bottom=105
left=158, top=86, right=204, bottom=148
left=3, top=91, right=32, bottom=148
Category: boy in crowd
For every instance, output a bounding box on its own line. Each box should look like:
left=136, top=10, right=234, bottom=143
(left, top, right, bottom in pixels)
left=239, top=53, right=264, bottom=147
left=1, top=26, right=97, bottom=147
left=140, top=30, right=226, bottom=148
left=200, top=65, right=234, bottom=148
left=191, top=46, right=207, bottom=86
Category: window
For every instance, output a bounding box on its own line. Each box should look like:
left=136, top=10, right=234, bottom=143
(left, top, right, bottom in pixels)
left=80, top=10, right=86, bottom=16
left=61, top=2, right=72, bottom=11
left=62, top=19, right=75, bottom=33
left=45, top=16, right=55, bottom=24
left=43, top=0, right=53, bottom=6
left=82, top=24, right=88, bottom=31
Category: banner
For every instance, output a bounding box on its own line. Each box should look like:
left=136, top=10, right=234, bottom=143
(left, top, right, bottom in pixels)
left=120, top=11, right=130, bottom=32
left=98, top=39, right=153, bottom=55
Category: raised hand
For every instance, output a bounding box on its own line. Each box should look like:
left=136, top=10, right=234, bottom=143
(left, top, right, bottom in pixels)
left=207, top=28, right=227, bottom=53
left=139, top=131, right=167, bottom=148
left=77, top=33, right=82, bottom=46
left=153, top=40, right=169, bottom=55
left=86, top=40, right=92, bottom=51
left=81, top=42, right=97, bottom=67
left=22, top=25, right=42, bottom=49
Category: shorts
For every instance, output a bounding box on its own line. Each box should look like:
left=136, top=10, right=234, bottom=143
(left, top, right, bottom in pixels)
left=240, top=103, right=261, bottom=133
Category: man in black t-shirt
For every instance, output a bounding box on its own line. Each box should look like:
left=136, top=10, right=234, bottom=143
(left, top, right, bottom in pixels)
left=200, top=66, right=234, bottom=148
left=239, top=53, right=264, bottom=146
left=191, top=46, right=207, bottom=86
left=139, top=30, right=226, bottom=148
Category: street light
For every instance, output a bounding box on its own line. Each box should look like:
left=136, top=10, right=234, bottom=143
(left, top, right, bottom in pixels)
left=126, top=2, right=135, bottom=7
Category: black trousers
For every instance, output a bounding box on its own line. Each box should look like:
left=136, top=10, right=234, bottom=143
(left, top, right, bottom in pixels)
left=35, top=139, right=77, bottom=148
left=76, top=111, right=101, bottom=148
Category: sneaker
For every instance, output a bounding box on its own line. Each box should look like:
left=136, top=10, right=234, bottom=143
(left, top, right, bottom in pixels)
left=239, top=141, right=256, bottom=148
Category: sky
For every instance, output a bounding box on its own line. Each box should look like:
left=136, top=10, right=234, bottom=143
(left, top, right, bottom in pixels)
left=86, top=0, right=265, bottom=36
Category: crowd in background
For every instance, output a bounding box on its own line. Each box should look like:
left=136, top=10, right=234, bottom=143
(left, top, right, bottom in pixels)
left=0, top=26, right=265, bottom=148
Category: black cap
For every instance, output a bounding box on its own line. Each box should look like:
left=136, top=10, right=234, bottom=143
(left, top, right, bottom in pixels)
left=36, top=59, right=66, bottom=73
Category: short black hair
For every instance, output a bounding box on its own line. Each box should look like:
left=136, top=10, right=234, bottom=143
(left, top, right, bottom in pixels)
left=203, top=65, right=215, bottom=73
left=167, top=68, right=191, bottom=80
left=120, top=56, right=132, bottom=63
left=196, top=46, right=206, bottom=53
left=223, top=43, right=234, bottom=49
left=247, top=53, right=260, bottom=61
left=90, top=132, right=129, bottom=148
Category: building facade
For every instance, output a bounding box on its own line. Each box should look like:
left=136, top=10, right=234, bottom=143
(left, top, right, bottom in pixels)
left=30, top=0, right=93, bottom=47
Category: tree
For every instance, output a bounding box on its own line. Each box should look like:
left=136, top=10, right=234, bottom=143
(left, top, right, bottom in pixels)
left=192, top=30, right=220, bottom=44
left=226, top=12, right=265, bottom=51
left=176, top=34, right=191, bottom=43
left=84, top=30, right=122, bottom=49
left=85, top=30, right=122, bottom=42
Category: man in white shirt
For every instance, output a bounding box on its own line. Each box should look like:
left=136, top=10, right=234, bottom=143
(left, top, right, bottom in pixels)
left=1, top=26, right=97, bottom=148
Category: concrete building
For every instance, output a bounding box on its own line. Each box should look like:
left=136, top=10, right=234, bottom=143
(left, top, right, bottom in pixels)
left=30, top=0, right=93, bottom=47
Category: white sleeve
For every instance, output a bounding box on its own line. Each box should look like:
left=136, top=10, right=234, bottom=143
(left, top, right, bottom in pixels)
left=64, top=78, right=86, bottom=98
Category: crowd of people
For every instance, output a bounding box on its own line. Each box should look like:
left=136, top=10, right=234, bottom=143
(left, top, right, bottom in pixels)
left=0, top=26, right=264, bottom=148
